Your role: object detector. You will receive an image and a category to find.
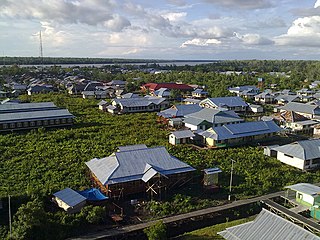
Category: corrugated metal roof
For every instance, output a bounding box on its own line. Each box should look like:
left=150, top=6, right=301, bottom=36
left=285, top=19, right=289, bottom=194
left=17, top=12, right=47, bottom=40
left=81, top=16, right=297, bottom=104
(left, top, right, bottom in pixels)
left=218, top=208, right=320, bottom=240
left=0, top=109, right=74, bottom=123
left=272, top=139, right=320, bottom=160
left=158, top=104, right=202, bottom=118
left=113, top=96, right=166, bottom=107
left=53, top=188, right=86, bottom=208
left=171, top=130, right=195, bottom=139
left=86, top=146, right=195, bottom=185
left=184, top=108, right=242, bottom=125
left=275, top=94, right=299, bottom=102
left=285, top=183, right=320, bottom=196
left=0, top=102, right=57, bottom=113
left=118, top=144, right=148, bottom=151
left=142, top=167, right=159, bottom=182
left=201, top=97, right=248, bottom=108
left=204, top=168, right=222, bottom=174
left=281, top=102, right=320, bottom=115
left=207, top=120, right=281, bottom=140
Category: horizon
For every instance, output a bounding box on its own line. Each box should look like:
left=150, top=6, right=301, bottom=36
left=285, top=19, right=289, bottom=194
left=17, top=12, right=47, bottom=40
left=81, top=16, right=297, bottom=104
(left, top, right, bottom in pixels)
left=1, top=0, right=320, bottom=60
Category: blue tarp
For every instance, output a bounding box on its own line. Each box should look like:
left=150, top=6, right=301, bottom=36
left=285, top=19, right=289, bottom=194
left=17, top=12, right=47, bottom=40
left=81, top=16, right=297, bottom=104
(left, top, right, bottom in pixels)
left=77, top=188, right=108, bottom=201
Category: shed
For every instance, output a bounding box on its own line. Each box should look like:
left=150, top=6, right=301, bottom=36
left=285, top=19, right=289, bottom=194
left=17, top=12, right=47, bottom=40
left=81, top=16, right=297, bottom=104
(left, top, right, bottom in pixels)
left=285, top=183, right=320, bottom=207
left=249, top=104, right=263, bottom=113
left=53, top=188, right=87, bottom=213
left=203, top=167, right=222, bottom=191
left=169, top=130, right=195, bottom=145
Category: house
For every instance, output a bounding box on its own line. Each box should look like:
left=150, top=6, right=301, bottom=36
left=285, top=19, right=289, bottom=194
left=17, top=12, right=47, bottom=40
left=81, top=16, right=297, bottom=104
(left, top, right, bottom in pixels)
left=192, top=89, right=209, bottom=99
left=268, top=139, right=320, bottom=170
left=82, top=90, right=107, bottom=99
left=249, top=104, right=263, bottom=113
left=141, top=83, right=193, bottom=94
left=285, top=183, right=320, bottom=207
left=184, top=108, right=243, bottom=131
left=120, top=93, right=140, bottom=99
left=110, top=96, right=169, bottom=114
left=85, top=145, right=195, bottom=199
left=297, top=88, right=315, bottom=96
left=272, top=110, right=317, bottom=134
left=199, top=120, right=281, bottom=148
left=158, top=104, right=202, bottom=119
left=279, top=102, right=320, bottom=119
left=228, top=85, right=260, bottom=99
left=0, top=102, right=74, bottom=131
left=254, top=92, right=275, bottom=104
left=0, top=91, right=8, bottom=98
left=153, top=88, right=171, bottom=98
left=169, top=130, right=195, bottom=145
left=53, top=188, right=87, bottom=214
left=275, top=94, right=299, bottom=105
left=107, top=80, right=126, bottom=89
left=309, top=81, right=320, bottom=89
left=218, top=208, right=319, bottom=240
left=183, top=98, right=201, bottom=105
left=97, top=100, right=108, bottom=111
left=199, top=97, right=249, bottom=112
left=67, top=84, right=86, bottom=95
left=27, top=85, right=53, bottom=95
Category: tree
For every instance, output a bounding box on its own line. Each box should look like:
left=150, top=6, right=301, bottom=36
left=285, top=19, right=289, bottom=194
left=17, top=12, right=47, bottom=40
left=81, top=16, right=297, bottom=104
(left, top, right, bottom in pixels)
left=11, top=199, right=47, bottom=240
left=144, top=221, right=167, bottom=240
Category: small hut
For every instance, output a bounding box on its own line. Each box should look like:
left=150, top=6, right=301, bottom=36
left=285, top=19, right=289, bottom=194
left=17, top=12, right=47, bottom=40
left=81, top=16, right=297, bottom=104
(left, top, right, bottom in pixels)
left=203, top=167, right=222, bottom=192
left=53, top=188, right=87, bottom=214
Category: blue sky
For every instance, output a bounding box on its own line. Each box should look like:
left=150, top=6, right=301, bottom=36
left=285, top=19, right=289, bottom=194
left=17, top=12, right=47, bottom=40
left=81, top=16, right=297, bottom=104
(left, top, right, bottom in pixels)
left=1, top=0, right=320, bottom=60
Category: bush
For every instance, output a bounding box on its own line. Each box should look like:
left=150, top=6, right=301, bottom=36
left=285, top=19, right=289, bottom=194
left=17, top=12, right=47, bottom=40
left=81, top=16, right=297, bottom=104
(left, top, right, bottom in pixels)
left=144, top=221, right=167, bottom=240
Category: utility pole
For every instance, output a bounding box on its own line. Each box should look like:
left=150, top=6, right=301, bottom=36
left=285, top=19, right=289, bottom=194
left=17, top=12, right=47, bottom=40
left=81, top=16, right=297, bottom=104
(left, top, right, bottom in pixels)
left=8, top=195, right=12, bottom=238
left=228, top=159, right=236, bottom=201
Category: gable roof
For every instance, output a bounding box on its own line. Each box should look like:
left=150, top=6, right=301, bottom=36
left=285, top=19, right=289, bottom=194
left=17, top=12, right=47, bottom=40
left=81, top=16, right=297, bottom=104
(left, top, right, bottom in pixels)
left=142, top=83, right=193, bottom=91
left=192, top=89, right=208, bottom=94
left=280, top=102, right=320, bottom=115
left=218, top=208, right=319, bottom=240
left=85, top=146, right=195, bottom=185
left=158, top=104, right=202, bottom=118
left=201, top=97, right=248, bottom=108
left=113, top=96, right=166, bottom=107
left=184, top=108, right=242, bottom=125
left=275, top=94, right=299, bottom=103
left=202, top=120, right=281, bottom=140
left=228, top=85, right=259, bottom=92
left=272, top=139, right=320, bottom=160
left=0, top=102, right=58, bottom=114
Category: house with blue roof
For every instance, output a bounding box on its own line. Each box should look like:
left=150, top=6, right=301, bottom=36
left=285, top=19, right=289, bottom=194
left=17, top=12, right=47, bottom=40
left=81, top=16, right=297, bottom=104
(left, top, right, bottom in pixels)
left=184, top=108, right=243, bottom=131
left=200, top=97, right=249, bottom=112
left=228, top=85, right=260, bottom=99
left=110, top=96, right=169, bottom=114
left=158, top=104, right=202, bottom=119
left=192, top=89, right=209, bottom=99
left=199, top=120, right=281, bottom=148
left=85, top=145, right=195, bottom=199
left=153, top=88, right=171, bottom=98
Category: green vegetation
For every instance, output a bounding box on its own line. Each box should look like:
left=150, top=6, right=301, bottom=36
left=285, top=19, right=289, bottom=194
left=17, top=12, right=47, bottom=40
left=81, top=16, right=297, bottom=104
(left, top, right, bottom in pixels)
left=144, top=221, right=167, bottom=240
left=1, top=93, right=320, bottom=239
left=178, top=216, right=255, bottom=240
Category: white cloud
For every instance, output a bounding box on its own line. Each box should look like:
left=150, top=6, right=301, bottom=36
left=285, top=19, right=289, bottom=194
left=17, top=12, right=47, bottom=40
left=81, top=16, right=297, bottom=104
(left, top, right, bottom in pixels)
left=234, top=33, right=274, bottom=45
left=202, top=0, right=273, bottom=9
left=103, top=15, right=131, bottom=32
left=274, top=16, right=320, bottom=47
left=315, top=0, right=320, bottom=8
left=180, top=38, right=221, bottom=48
left=161, top=12, right=187, bottom=22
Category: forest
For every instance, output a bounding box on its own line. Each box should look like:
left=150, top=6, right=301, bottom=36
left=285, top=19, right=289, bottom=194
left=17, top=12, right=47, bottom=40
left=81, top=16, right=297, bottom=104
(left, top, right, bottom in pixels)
left=1, top=93, right=320, bottom=239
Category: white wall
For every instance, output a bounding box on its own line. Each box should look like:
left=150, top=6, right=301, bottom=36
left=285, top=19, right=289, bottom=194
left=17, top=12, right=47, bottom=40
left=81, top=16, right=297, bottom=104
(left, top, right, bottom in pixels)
left=185, top=123, right=199, bottom=131
left=277, top=152, right=305, bottom=170
left=297, top=192, right=315, bottom=205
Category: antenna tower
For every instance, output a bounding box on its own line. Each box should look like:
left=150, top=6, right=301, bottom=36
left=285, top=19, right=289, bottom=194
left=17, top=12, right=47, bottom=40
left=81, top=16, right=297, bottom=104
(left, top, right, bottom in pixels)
left=39, top=30, right=44, bottom=68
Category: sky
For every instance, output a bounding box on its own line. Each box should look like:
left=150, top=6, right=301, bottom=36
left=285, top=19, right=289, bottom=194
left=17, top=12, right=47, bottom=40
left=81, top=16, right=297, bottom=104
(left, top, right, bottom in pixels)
left=1, top=0, right=320, bottom=60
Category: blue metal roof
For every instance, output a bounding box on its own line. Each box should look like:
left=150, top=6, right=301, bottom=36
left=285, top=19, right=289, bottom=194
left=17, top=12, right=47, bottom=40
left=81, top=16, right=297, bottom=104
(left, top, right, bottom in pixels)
left=0, top=109, right=74, bottom=123
left=203, top=97, right=248, bottom=108
left=158, top=104, right=202, bottom=118
left=192, top=89, right=208, bottom=94
left=86, top=146, right=195, bottom=185
left=171, top=130, right=195, bottom=139
left=53, top=188, right=86, bottom=207
left=0, top=102, right=58, bottom=113
left=209, top=120, right=281, bottom=140
left=114, top=96, right=166, bottom=107
left=118, top=144, right=148, bottom=151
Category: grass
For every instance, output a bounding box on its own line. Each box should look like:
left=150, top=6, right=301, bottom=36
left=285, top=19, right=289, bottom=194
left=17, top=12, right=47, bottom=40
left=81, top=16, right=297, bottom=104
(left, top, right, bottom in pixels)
left=176, top=216, right=255, bottom=240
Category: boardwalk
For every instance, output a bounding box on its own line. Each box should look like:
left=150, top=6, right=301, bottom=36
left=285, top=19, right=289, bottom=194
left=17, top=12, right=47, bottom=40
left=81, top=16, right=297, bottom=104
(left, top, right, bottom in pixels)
left=70, top=191, right=283, bottom=240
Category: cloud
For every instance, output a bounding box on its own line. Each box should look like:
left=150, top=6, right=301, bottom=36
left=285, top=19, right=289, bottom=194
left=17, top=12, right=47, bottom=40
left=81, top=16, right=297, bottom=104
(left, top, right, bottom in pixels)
left=274, top=16, right=320, bottom=47
left=234, top=33, right=274, bottom=45
left=103, top=15, right=131, bottom=32
left=202, top=0, right=273, bottom=9
left=180, top=38, right=221, bottom=48
left=161, top=12, right=187, bottom=22
left=0, top=0, right=130, bottom=29
left=315, top=0, right=320, bottom=8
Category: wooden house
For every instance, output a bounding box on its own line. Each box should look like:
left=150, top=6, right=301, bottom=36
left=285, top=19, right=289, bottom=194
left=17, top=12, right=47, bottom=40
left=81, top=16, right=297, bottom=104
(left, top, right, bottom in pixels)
left=85, top=145, right=195, bottom=200
left=53, top=188, right=87, bottom=214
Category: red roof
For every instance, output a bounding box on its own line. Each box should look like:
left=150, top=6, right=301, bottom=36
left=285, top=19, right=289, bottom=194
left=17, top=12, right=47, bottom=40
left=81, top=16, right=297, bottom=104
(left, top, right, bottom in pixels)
left=142, top=83, right=193, bottom=91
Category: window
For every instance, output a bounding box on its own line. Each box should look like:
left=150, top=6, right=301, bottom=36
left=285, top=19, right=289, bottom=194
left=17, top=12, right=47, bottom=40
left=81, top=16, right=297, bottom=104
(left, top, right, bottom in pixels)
left=306, top=160, right=311, bottom=165
left=10, top=123, right=15, bottom=128
left=61, top=119, right=66, bottom=124
left=29, top=121, right=35, bottom=127
left=43, top=120, right=48, bottom=126
left=3, top=123, right=8, bottom=129
left=55, top=119, right=60, bottom=124
left=49, top=120, right=54, bottom=125
left=67, top=118, right=72, bottom=123
left=312, top=158, right=320, bottom=165
left=37, top=121, right=42, bottom=126
left=23, top=122, right=29, bottom=127
left=17, top=122, right=22, bottom=128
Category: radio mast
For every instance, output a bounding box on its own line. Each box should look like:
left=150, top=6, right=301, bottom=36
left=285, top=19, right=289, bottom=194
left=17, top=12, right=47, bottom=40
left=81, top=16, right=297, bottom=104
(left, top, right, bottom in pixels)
left=39, top=30, right=44, bottom=69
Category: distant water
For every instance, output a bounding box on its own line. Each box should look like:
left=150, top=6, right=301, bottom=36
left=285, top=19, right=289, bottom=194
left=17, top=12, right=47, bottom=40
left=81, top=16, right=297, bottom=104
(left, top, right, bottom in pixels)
left=2, top=61, right=217, bottom=68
